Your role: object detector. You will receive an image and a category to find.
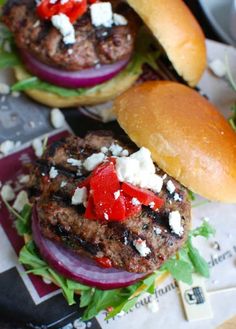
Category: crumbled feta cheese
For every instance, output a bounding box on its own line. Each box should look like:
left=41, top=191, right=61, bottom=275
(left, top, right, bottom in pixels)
left=104, top=212, right=109, bottom=220
left=133, top=239, right=151, bottom=257
left=109, top=143, right=123, bottom=156
left=3, top=41, right=11, bottom=53
left=0, top=83, right=10, bottom=94
left=50, top=108, right=65, bottom=129
left=209, top=59, right=226, bottom=78
left=83, top=152, right=105, bottom=171
left=12, top=91, right=20, bottom=98
left=51, top=13, right=75, bottom=44
left=72, top=187, right=87, bottom=205
left=73, top=319, right=86, bottom=329
left=130, top=147, right=155, bottom=173
left=173, top=192, right=182, bottom=202
left=166, top=180, right=175, bottom=194
left=13, top=191, right=29, bottom=212
left=101, top=146, right=108, bottom=154
left=49, top=166, right=58, bottom=179
left=139, top=172, right=163, bottom=193
left=116, top=157, right=140, bottom=182
left=131, top=197, right=140, bottom=206
left=116, top=147, right=163, bottom=193
left=113, top=13, right=127, bottom=26
left=1, top=184, right=15, bottom=201
left=19, top=175, right=30, bottom=184
left=32, top=138, right=43, bottom=157
left=90, top=2, right=113, bottom=28
left=153, top=227, right=162, bottom=235
left=67, top=158, right=82, bottom=167
left=60, top=181, right=67, bottom=188
left=0, top=140, right=15, bottom=155
left=169, top=210, right=184, bottom=236
left=114, top=190, right=120, bottom=200
left=121, top=149, right=129, bottom=157
left=43, top=277, right=52, bottom=285
left=147, top=300, right=159, bottom=313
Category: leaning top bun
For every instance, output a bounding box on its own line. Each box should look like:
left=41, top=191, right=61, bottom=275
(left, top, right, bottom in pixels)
left=114, top=81, right=236, bottom=203
left=127, top=0, right=206, bottom=86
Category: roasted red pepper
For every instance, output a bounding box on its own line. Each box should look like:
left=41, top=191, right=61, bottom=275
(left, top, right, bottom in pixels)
left=84, top=194, right=96, bottom=220
left=37, top=0, right=87, bottom=23
left=94, top=256, right=112, bottom=268
left=81, top=159, right=163, bottom=222
left=90, top=161, right=126, bottom=221
left=122, top=182, right=164, bottom=210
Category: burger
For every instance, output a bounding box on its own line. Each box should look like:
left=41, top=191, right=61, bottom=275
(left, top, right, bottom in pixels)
left=6, top=81, right=236, bottom=320
left=1, top=0, right=206, bottom=107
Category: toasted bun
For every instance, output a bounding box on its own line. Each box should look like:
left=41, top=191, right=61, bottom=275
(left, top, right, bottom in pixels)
left=127, top=0, right=206, bottom=86
left=114, top=81, right=236, bottom=203
left=14, top=66, right=139, bottom=108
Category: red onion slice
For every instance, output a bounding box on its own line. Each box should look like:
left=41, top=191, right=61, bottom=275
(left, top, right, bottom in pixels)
left=21, top=51, right=130, bottom=88
left=32, top=207, right=146, bottom=289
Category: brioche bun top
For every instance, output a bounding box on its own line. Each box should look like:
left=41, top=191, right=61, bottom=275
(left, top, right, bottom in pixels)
left=114, top=81, right=236, bottom=203
left=127, top=0, right=206, bottom=86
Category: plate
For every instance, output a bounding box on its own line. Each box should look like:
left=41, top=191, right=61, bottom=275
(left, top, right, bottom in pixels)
left=198, top=0, right=236, bottom=46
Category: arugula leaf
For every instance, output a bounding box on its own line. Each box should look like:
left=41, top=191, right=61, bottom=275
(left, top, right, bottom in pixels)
left=229, top=103, right=236, bottom=132
left=2, top=198, right=32, bottom=235
left=187, top=238, right=209, bottom=278
left=162, top=258, right=193, bottom=285
left=190, top=219, right=215, bottom=238
left=0, top=51, right=20, bottom=68
left=15, top=203, right=32, bottom=235
left=187, top=190, right=196, bottom=201
left=19, top=241, right=47, bottom=268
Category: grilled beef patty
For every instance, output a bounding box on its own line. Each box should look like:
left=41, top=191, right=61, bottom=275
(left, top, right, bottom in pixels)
left=2, top=0, right=138, bottom=71
left=28, top=132, right=191, bottom=273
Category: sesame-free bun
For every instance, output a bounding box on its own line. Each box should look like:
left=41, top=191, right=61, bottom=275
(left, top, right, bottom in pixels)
left=14, top=65, right=139, bottom=108
left=114, top=81, right=236, bottom=203
left=127, top=0, right=206, bottom=86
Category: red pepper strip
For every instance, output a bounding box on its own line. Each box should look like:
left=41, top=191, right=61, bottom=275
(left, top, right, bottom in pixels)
left=84, top=194, right=96, bottom=220
left=94, top=256, right=112, bottom=268
left=90, top=162, right=126, bottom=221
left=67, top=0, right=87, bottom=23
left=37, top=0, right=87, bottom=23
left=122, top=182, right=164, bottom=210
left=124, top=194, right=142, bottom=218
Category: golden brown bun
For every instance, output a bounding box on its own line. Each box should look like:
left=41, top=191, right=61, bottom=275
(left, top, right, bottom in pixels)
left=127, top=0, right=206, bottom=86
left=114, top=81, right=236, bottom=203
left=14, top=65, right=139, bottom=108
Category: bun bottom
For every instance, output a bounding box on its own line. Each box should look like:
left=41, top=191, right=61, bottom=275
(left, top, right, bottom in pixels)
left=14, top=65, right=139, bottom=108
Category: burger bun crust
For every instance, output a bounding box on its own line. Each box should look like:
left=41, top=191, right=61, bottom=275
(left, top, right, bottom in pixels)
left=127, top=0, right=206, bottom=86
left=114, top=81, right=236, bottom=203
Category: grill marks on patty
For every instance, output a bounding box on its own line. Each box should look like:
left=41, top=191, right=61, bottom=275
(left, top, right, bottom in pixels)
left=2, top=0, right=139, bottom=71
left=28, top=132, right=191, bottom=273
